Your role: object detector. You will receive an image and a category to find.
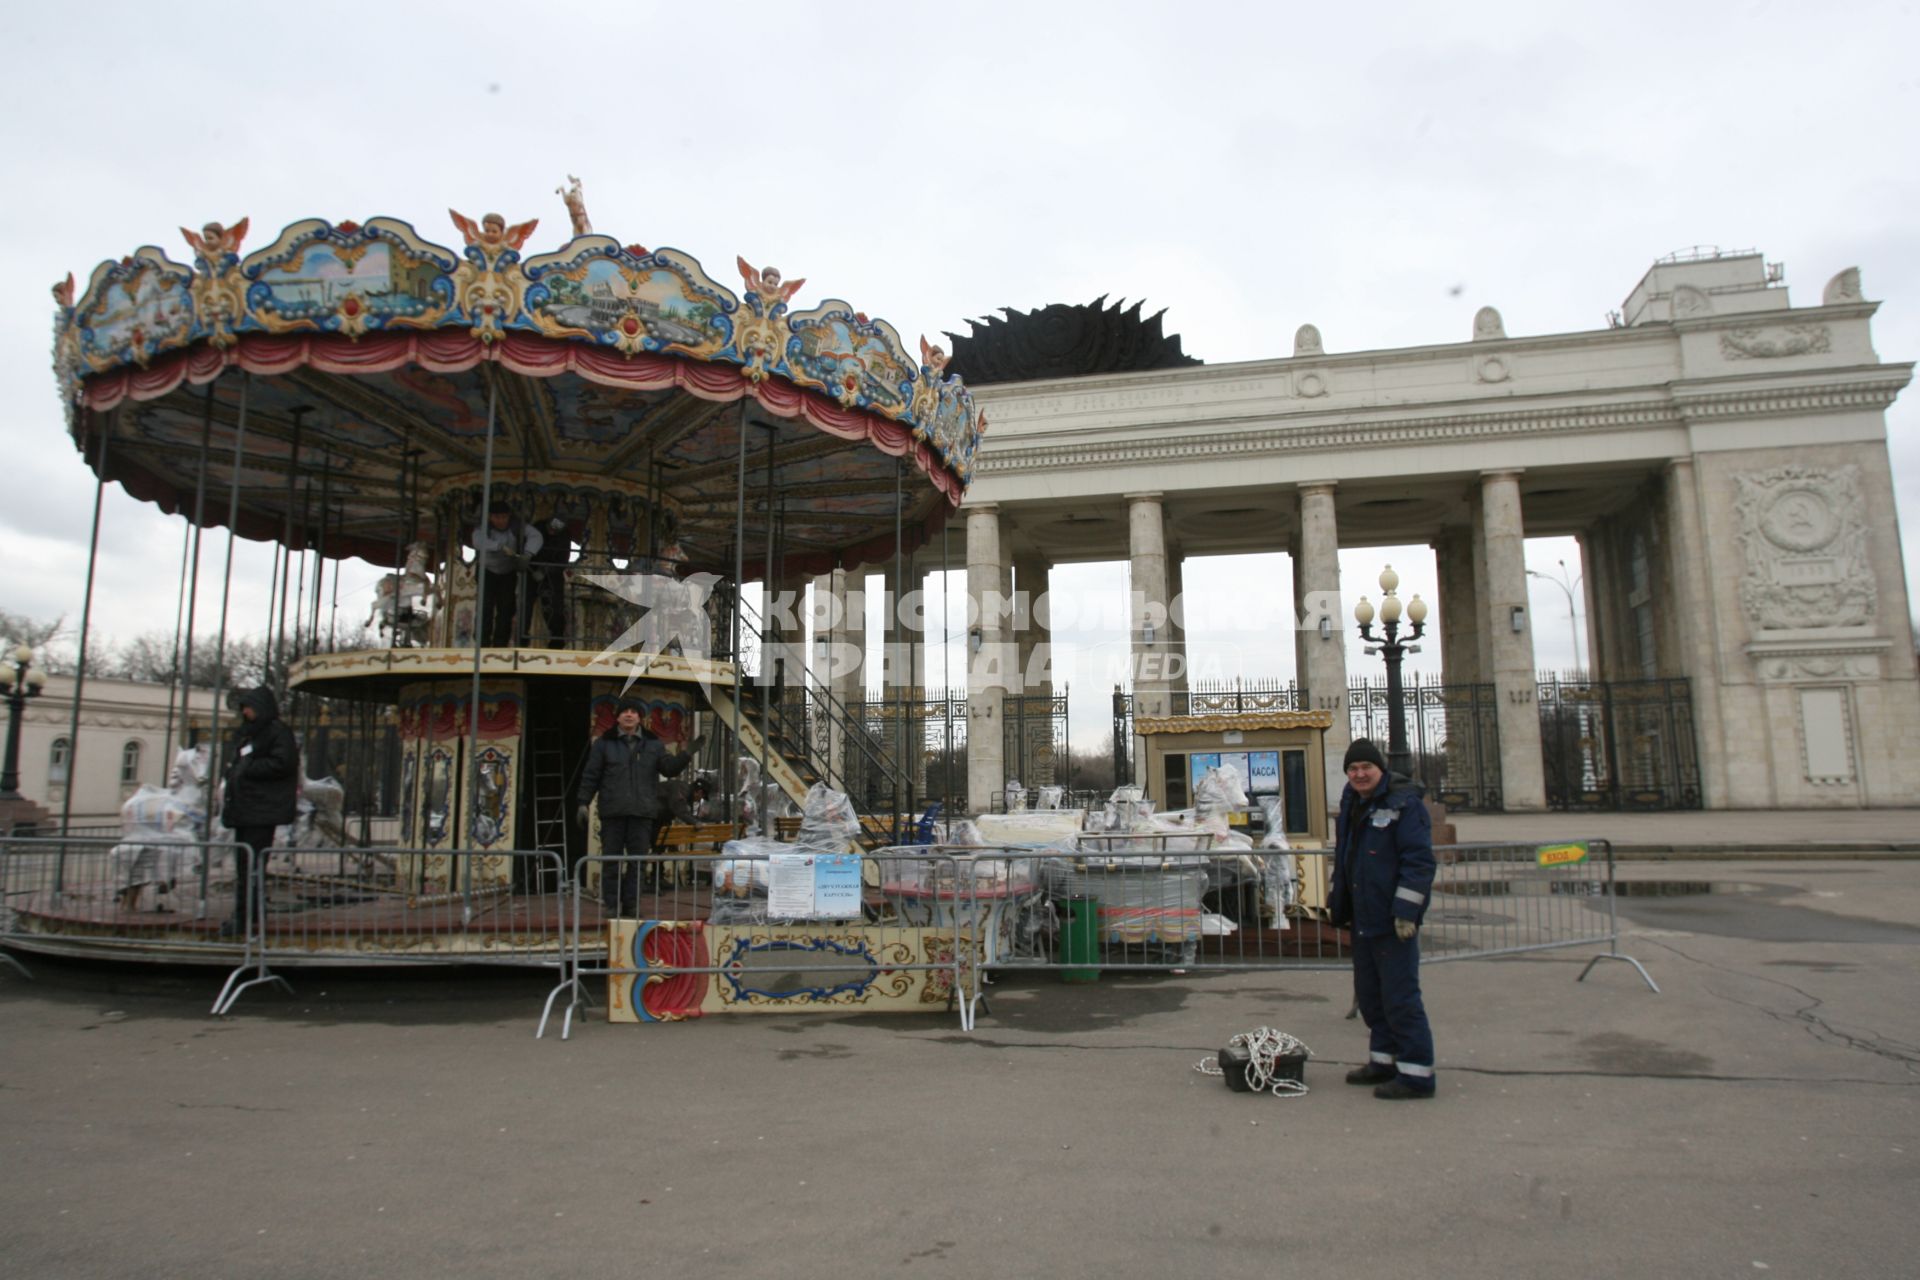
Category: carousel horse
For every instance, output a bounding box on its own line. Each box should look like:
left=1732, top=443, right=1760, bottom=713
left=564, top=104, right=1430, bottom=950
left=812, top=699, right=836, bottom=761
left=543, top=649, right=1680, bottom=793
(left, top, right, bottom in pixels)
left=367, top=541, right=435, bottom=646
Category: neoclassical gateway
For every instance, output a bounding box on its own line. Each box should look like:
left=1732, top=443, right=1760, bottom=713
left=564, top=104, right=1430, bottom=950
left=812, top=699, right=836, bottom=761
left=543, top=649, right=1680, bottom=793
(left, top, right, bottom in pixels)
left=938, top=252, right=1917, bottom=811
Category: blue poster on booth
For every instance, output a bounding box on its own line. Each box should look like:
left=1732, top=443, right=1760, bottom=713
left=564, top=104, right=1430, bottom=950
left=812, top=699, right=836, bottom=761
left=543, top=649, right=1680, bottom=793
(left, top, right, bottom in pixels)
left=813, top=854, right=864, bottom=919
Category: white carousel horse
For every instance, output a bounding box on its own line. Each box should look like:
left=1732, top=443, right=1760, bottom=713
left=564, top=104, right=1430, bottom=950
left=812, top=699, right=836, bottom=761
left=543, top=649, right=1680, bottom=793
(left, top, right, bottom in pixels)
left=366, top=541, right=436, bottom=646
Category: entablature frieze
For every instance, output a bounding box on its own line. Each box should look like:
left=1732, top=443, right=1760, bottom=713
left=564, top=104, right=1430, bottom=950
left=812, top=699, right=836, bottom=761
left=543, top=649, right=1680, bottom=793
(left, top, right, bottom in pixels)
left=971, top=372, right=1910, bottom=477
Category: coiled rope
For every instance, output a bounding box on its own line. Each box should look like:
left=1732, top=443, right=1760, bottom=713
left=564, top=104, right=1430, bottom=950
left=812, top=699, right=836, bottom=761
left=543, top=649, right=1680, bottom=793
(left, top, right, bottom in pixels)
left=1194, top=1026, right=1312, bottom=1097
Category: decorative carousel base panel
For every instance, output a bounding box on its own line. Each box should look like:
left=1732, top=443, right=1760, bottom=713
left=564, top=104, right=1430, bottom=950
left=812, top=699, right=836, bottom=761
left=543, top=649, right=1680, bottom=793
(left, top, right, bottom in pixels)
left=607, top=919, right=979, bottom=1023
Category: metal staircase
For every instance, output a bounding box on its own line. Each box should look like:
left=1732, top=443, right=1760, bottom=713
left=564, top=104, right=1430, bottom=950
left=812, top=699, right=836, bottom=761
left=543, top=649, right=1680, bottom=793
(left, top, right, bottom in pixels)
left=707, top=676, right=917, bottom=848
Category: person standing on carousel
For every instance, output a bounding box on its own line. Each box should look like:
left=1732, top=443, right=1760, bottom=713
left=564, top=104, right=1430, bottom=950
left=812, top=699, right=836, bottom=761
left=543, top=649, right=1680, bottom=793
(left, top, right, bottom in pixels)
left=576, top=698, right=704, bottom=916
left=217, top=686, right=300, bottom=938
left=469, top=500, right=543, bottom=647
left=531, top=515, right=575, bottom=646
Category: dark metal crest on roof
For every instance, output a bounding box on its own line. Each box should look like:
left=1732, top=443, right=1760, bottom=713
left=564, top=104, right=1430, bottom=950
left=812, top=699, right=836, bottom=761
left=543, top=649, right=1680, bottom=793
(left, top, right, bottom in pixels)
left=943, top=295, right=1201, bottom=385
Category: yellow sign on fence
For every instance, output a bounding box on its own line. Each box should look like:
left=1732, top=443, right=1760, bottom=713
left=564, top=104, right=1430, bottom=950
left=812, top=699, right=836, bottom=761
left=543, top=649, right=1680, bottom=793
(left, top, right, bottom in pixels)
left=1536, top=842, right=1591, bottom=868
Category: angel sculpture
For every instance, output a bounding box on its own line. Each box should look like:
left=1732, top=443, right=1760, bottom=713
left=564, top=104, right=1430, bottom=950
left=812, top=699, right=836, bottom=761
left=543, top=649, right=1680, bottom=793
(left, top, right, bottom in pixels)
left=51, top=273, right=75, bottom=309
left=557, top=175, right=592, bottom=237
left=180, top=218, right=250, bottom=269
left=736, top=257, right=805, bottom=309
left=918, top=335, right=949, bottom=377
left=449, top=210, right=539, bottom=257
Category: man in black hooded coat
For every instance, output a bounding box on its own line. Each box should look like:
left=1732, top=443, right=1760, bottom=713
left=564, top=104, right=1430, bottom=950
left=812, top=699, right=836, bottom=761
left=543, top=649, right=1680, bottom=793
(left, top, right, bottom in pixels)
left=220, top=686, right=300, bottom=936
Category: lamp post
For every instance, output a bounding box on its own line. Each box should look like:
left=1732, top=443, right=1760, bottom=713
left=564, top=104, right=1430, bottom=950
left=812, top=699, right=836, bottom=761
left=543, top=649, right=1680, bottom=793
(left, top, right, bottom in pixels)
left=1526, top=559, right=1584, bottom=673
left=2, top=642, right=50, bottom=800
left=1353, top=565, right=1428, bottom=779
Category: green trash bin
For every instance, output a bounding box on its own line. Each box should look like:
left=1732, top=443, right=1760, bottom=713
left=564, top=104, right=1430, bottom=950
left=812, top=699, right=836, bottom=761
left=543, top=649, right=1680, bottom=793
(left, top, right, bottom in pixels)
left=1060, top=897, right=1100, bottom=983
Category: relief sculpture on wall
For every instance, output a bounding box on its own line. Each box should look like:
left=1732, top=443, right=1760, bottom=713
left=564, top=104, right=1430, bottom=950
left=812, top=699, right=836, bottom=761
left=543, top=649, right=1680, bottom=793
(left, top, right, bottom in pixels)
left=1733, top=464, right=1876, bottom=632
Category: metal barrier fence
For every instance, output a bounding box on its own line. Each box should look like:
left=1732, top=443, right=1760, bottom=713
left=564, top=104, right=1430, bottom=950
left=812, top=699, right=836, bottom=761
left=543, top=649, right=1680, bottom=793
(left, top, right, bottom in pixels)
left=0, top=834, right=244, bottom=971
left=969, top=838, right=1654, bottom=990
left=212, top=846, right=571, bottom=1022
left=553, top=849, right=982, bottom=1039
left=6, top=834, right=1652, bottom=1032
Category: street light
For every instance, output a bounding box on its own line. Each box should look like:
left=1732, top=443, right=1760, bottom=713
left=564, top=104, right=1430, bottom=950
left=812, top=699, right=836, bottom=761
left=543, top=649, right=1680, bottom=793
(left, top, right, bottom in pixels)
left=2, top=642, right=50, bottom=800
left=1353, top=566, right=1427, bottom=778
left=1527, top=559, right=1584, bottom=673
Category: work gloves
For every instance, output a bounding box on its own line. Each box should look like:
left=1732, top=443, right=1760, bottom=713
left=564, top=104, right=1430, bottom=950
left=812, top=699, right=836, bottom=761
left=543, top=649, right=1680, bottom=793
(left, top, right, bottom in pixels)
left=575, top=804, right=591, bottom=828
left=684, top=733, right=707, bottom=757
left=1394, top=918, right=1418, bottom=941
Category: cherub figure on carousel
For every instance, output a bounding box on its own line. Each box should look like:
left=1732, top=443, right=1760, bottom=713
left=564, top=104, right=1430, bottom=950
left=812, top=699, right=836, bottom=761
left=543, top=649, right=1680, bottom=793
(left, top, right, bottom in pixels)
left=449, top=209, right=539, bottom=342
left=910, top=334, right=951, bottom=423
left=51, top=274, right=81, bottom=405
left=557, top=175, right=592, bottom=237
left=735, top=256, right=805, bottom=382
left=181, top=218, right=250, bottom=348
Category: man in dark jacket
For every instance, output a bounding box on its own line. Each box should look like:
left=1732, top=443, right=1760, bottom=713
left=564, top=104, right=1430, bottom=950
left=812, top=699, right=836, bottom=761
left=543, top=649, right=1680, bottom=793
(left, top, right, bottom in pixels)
left=1328, top=738, right=1437, bottom=1099
left=219, top=686, right=301, bottom=937
left=576, top=698, right=702, bottom=916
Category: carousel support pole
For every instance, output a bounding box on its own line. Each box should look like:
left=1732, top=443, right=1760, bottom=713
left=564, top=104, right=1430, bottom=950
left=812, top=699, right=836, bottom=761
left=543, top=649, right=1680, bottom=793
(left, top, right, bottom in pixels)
left=314, top=453, right=331, bottom=651
left=892, top=458, right=904, bottom=844
left=54, top=411, right=111, bottom=872
left=941, top=515, right=953, bottom=825
left=464, top=372, right=501, bottom=918
left=728, top=401, right=750, bottom=828
left=758, top=421, right=777, bottom=834
left=273, top=407, right=308, bottom=686
left=207, top=376, right=251, bottom=920
left=179, top=384, right=215, bottom=836
left=161, top=517, right=191, bottom=771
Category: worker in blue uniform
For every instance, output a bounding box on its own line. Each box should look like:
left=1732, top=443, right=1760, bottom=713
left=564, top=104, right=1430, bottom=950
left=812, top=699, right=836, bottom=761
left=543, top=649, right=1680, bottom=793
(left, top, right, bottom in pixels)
left=1328, top=738, right=1437, bottom=1099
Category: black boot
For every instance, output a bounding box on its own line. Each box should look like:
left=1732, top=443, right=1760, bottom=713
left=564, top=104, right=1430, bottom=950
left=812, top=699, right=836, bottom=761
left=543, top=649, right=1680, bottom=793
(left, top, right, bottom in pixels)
left=1373, top=1078, right=1436, bottom=1100
left=1345, top=1063, right=1397, bottom=1086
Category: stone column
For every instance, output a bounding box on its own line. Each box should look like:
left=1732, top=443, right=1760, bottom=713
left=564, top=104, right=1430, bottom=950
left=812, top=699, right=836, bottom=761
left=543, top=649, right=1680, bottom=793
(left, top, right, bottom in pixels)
left=1126, top=493, right=1173, bottom=723
left=1294, top=482, right=1352, bottom=800
left=965, top=505, right=1008, bottom=810
left=880, top=552, right=923, bottom=700
left=1433, top=524, right=1481, bottom=686
left=1661, top=458, right=1731, bottom=808
left=1166, top=550, right=1190, bottom=697
left=1478, top=470, right=1546, bottom=809
left=1011, top=557, right=1051, bottom=697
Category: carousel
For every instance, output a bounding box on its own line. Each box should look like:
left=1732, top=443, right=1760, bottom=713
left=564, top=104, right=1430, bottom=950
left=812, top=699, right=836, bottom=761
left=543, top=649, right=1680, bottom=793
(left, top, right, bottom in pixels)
left=13, top=183, right=983, bottom=971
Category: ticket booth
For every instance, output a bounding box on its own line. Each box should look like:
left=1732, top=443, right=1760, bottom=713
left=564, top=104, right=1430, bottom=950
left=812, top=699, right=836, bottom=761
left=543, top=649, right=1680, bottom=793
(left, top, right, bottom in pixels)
left=1133, top=710, right=1333, bottom=847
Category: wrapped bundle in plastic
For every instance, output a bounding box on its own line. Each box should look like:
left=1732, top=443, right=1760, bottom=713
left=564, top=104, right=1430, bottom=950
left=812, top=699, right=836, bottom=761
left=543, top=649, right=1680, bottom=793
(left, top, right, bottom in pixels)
left=1003, top=778, right=1027, bottom=813
left=1101, top=785, right=1154, bottom=832
left=110, top=745, right=213, bottom=908
left=708, top=835, right=784, bottom=923
left=1036, top=785, right=1064, bottom=809
left=1193, top=766, right=1249, bottom=823
left=1256, top=796, right=1297, bottom=920
left=796, top=783, right=860, bottom=851
left=284, top=774, right=348, bottom=849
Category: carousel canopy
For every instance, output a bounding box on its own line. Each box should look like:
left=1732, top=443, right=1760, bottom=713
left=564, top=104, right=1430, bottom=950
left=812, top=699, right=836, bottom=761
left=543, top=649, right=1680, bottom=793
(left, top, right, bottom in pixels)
left=51, top=208, right=985, bottom=576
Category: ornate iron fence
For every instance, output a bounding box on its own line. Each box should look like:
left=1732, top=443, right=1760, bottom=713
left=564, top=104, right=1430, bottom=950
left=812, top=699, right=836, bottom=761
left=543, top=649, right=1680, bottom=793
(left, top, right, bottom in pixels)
left=1538, top=676, right=1700, bottom=811
left=845, top=695, right=968, bottom=815
left=1348, top=676, right=1502, bottom=812
left=1003, top=691, right=1068, bottom=792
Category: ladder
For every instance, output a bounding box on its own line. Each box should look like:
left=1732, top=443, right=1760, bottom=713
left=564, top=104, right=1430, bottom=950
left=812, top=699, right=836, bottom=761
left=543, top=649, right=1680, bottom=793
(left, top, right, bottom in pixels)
left=528, top=727, right=571, bottom=874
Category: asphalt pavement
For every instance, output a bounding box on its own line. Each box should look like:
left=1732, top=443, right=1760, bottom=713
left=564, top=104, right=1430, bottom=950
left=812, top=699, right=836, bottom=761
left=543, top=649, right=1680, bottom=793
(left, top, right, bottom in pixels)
left=1, top=858, right=1916, bottom=1279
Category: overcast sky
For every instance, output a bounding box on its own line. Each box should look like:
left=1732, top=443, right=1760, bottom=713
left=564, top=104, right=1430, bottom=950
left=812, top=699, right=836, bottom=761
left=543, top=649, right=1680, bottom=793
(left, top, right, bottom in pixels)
left=4, top=1, right=1916, bottom=746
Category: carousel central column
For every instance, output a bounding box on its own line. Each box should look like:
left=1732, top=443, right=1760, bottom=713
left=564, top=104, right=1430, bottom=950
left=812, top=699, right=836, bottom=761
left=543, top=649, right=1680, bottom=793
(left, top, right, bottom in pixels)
left=1479, top=470, right=1546, bottom=809
left=1295, top=482, right=1352, bottom=801
left=965, top=505, right=1008, bottom=811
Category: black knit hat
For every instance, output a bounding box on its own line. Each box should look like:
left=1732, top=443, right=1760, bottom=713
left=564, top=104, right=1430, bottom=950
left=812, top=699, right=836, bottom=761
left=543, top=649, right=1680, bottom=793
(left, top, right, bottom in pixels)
left=1343, top=738, right=1387, bottom=772
left=615, top=696, right=645, bottom=716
